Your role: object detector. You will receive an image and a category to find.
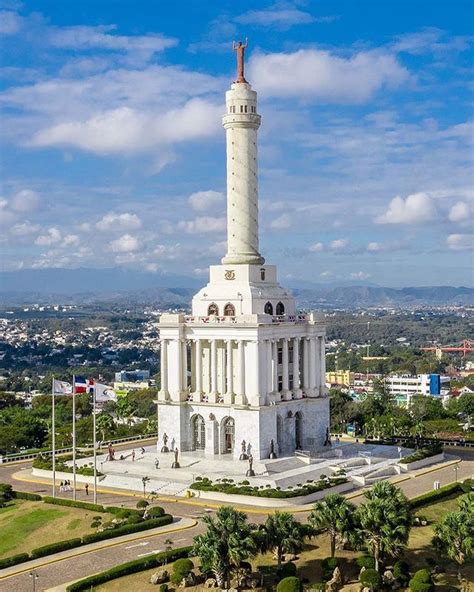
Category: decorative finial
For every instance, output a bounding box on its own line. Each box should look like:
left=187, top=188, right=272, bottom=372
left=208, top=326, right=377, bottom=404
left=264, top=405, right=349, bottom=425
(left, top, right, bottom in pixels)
left=232, top=39, right=248, bottom=83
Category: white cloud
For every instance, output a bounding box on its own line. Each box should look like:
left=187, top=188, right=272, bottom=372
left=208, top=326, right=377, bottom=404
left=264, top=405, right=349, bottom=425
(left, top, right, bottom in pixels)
left=350, top=271, right=372, bottom=280
left=96, top=212, right=142, bottom=231
left=235, top=7, right=314, bottom=29
left=446, top=234, right=474, bottom=251
left=109, top=233, right=139, bottom=253
left=11, top=221, right=40, bottom=236
left=189, top=190, right=223, bottom=212
left=375, top=192, right=437, bottom=224
left=448, top=201, right=471, bottom=223
left=177, top=216, right=226, bottom=234
left=367, top=241, right=382, bottom=252
left=78, top=222, right=91, bottom=232
left=309, top=242, right=324, bottom=252
left=330, top=238, right=349, bottom=249
left=10, top=189, right=40, bottom=212
left=63, top=234, right=79, bottom=246
left=30, top=99, right=221, bottom=155
left=192, top=267, right=208, bottom=276
left=248, top=49, right=409, bottom=103
left=270, top=213, right=291, bottom=229
left=0, top=10, right=22, bottom=35
left=35, top=227, right=62, bottom=246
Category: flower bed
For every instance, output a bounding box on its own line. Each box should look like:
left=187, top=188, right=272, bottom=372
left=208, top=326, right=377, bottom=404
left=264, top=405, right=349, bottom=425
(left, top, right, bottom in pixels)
left=33, top=454, right=103, bottom=477
left=401, top=445, right=443, bottom=464
left=190, top=476, right=348, bottom=498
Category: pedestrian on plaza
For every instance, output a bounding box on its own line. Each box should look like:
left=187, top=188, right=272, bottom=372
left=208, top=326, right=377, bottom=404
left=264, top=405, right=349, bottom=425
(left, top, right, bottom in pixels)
left=85, top=483, right=89, bottom=496
left=132, top=450, right=136, bottom=462
left=154, top=459, right=160, bottom=469
left=59, top=481, right=64, bottom=492
left=141, top=447, right=145, bottom=455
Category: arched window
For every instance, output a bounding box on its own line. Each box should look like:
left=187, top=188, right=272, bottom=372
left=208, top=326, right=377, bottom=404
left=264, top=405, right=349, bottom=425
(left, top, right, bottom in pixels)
left=208, top=303, right=219, bottom=316
left=276, top=302, right=285, bottom=315
left=223, top=303, right=235, bottom=316
left=222, top=417, right=235, bottom=454
left=260, top=268, right=266, bottom=280
left=264, top=302, right=273, bottom=315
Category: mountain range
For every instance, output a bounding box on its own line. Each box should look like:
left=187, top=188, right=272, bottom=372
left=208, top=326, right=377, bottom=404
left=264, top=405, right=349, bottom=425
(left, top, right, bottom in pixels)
left=0, top=267, right=472, bottom=308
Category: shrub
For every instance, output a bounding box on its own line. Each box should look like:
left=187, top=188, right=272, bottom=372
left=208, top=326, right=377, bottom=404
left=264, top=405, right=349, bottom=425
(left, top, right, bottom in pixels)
left=356, top=555, right=375, bottom=570
left=277, top=562, right=297, bottom=580
left=81, top=515, right=172, bottom=545
left=409, top=482, right=461, bottom=508
left=0, top=483, right=13, bottom=503
left=0, top=553, right=30, bottom=569
left=402, top=445, right=443, bottom=464
left=147, top=506, right=165, bottom=518
left=13, top=491, right=42, bottom=501
left=311, top=583, right=325, bottom=592
left=409, top=569, right=434, bottom=592
left=31, top=538, right=83, bottom=559
left=321, top=557, right=339, bottom=581
left=276, top=576, right=302, bottom=592
left=360, top=568, right=381, bottom=591
left=136, top=499, right=149, bottom=509
left=66, top=547, right=192, bottom=591
left=393, top=560, right=410, bottom=584
left=159, top=585, right=168, bottom=592
left=42, top=496, right=105, bottom=513
left=171, top=557, right=194, bottom=584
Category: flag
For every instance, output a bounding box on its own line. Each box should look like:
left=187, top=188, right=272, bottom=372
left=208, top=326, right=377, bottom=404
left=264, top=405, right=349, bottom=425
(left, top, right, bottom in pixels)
left=95, top=383, right=117, bottom=402
left=53, top=379, right=72, bottom=395
left=75, top=376, right=95, bottom=394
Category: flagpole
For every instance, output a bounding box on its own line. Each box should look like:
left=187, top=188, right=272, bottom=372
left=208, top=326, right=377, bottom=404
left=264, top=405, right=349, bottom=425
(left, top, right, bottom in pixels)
left=51, top=376, right=56, bottom=498
left=92, top=381, right=97, bottom=504
left=72, top=375, right=77, bottom=501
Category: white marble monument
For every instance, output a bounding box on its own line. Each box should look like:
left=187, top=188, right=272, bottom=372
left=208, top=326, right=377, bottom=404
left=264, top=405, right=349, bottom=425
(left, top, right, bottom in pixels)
left=157, top=41, right=330, bottom=460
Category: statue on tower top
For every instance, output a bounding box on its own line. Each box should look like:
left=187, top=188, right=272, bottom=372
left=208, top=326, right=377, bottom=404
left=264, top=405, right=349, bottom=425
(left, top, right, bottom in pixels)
left=233, top=39, right=248, bottom=83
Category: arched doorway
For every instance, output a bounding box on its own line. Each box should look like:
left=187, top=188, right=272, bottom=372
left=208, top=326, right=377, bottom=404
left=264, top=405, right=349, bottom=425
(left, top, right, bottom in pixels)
left=276, top=301, right=285, bottom=315
left=208, top=303, right=219, bottom=315
left=221, top=417, right=235, bottom=454
left=224, top=303, right=235, bottom=316
left=191, top=414, right=206, bottom=450
left=295, top=412, right=303, bottom=449
left=264, top=301, right=273, bottom=315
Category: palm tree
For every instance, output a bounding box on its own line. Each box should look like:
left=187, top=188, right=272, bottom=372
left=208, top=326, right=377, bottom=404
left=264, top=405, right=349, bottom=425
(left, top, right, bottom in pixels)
left=193, top=506, right=256, bottom=588
left=263, top=512, right=306, bottom=566
left=433, top=493, right=473, bottom=570
left=309, top=493, right=355, bottom=558
left=95, top=412, right=115, bottom=442
left=141, top=476, right=150, bottom=499
left=356, top=481, right=411, bottom=572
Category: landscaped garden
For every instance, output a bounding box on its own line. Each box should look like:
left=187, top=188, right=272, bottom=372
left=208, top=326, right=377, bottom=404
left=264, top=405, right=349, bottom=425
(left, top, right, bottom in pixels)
left=69, top=480, right=473, bottom=592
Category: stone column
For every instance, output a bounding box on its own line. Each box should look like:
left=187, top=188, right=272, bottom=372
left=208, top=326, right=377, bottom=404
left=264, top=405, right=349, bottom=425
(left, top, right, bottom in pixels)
left=266, top=340, right=273, bottom=394
left=209, top=339, right=218, bottom=403
left=293, top=337, right=302, bottom=398
left=235, top=340, right=246, bottom=405
left=319, top=336, right=326, bottom=396
left=282, top=338, right=291, bottom=400
left=195, top=339, right=203, bottom=400
left=303, top=338, right=310, bottom=394
left=272, top=340, right=278, bottom=398
left=309, top=337, right=317, bottom=397
left=314, top=336, right=321, bottom=397
left=181, top=339, right=188, bottom=394
left=158, top=339, right=169, bottom=401
left=224, top=340, right=234, bottom=403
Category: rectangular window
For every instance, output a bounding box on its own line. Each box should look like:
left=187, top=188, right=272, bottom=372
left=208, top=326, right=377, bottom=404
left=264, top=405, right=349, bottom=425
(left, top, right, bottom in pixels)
left=240, top=105, right=243, bottom=113
left=278, top=348, right=283, bottom=364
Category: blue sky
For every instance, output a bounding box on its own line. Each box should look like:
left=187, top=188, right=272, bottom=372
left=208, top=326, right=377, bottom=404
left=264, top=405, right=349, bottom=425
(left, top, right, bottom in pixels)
left=1, top=0, right=473, bottom=287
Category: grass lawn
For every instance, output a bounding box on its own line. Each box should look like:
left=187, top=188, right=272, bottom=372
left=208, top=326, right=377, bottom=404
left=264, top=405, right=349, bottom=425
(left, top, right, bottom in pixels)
left=94, top=493, right=472, bottom=592
left=0, top=499, right=109, bottom=559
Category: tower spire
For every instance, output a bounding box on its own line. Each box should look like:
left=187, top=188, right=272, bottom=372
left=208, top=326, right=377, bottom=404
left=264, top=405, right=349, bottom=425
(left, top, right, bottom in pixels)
left=233, top=39, right=248, bottom=83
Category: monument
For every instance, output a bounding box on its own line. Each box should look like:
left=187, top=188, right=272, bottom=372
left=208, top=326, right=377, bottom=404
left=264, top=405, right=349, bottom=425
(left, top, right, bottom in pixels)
left=157, top=41, right=330, bottom=460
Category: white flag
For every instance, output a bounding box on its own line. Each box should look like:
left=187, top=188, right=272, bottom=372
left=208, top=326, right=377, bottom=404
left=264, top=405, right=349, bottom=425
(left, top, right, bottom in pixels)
left=95, top=383, right=117, bottom=402
left=53, top=379, right=73, bottom=395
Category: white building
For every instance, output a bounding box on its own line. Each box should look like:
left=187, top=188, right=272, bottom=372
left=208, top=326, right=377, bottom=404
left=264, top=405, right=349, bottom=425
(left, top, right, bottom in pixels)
left=157, top=43, right=329, bottom=460
left=384, top=373, right=450, bottom=406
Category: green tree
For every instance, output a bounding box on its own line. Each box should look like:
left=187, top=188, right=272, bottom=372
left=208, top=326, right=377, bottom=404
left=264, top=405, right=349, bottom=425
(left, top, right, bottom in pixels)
left=309, top=493, right=355, bottom=558
left=263, top=512, right=306, bottom=567
left=95, top=412, right=115, bottom=442
left=193, top=506, right=256, bottom=588
left=356, top=481, right=411, bottom=572
left=433, top=493, right=473, bottom=570
left=410, top=395, right=447, bottom=423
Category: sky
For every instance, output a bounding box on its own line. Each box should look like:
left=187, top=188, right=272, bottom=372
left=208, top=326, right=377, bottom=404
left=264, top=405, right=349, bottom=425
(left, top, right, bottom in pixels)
left=1, top=0, right=473, bottom=288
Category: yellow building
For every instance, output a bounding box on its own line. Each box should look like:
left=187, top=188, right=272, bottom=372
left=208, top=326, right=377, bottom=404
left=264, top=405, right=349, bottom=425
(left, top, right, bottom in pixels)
left=325, top=370, right=352, bottom=387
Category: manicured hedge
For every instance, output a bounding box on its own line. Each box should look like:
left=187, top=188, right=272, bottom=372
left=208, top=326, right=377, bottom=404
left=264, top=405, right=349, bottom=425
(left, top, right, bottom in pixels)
left=31, top=538, right=83, bottom=559
left=13, top=491, right=42, bottom=501
left=0, top=553, right=30, bottom=570
left=66, top=546, right=192, bottom=591
left=42, top=496, right=106, bottom=512
left=402, top=445, right=443, bottom=464
left=409, top=482, right=461, bottom=508
left=81, top=515, right=173, bottom=544
left=276, top=576, right=302, bottom=592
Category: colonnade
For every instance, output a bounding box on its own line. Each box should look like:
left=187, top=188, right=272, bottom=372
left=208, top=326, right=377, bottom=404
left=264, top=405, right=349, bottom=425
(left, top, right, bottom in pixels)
left=159, top=335, right=326, bottom=405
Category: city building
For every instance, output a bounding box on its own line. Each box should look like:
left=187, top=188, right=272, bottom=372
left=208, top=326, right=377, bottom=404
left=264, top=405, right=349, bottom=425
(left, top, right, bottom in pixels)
left=384, top=373, right=450, bottom=406
left=114, top=369, right=150, bottom=382
left=157, top=43, right=329, bottom=460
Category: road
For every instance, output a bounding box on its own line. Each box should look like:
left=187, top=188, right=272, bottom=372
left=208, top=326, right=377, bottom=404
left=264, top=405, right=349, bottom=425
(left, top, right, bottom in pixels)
left=0, top=448, right=472, bottom=591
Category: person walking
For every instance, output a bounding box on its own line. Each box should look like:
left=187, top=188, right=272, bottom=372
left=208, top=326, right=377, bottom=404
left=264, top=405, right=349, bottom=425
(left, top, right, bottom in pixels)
left=59, top=481, right=64, bottom=492
left=140, top=447, right=145, bottom=455
left=132, top=450, right=136, bottom=462
left=154, top=459, right=160, bottom=469
left=85, top=483, right=89, bottom=496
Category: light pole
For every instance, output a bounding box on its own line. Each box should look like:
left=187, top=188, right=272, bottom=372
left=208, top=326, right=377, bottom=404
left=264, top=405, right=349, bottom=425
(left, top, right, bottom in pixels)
left=453, top=464, right=458, bottom=482
left=29, top=571, right=39, bottom=592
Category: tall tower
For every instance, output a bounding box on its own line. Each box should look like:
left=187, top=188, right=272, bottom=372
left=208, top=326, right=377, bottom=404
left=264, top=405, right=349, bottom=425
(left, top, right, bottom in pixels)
left=157, top=42, right=329, bottom=460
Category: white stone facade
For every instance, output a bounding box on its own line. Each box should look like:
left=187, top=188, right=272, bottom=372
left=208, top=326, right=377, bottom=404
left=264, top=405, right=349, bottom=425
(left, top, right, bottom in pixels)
left=157, top=53, right=330, bottom=460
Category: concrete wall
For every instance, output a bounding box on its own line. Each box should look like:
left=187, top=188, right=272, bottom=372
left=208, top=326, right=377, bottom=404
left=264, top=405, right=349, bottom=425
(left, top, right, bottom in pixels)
left=399, top=452, right=445, bottom=472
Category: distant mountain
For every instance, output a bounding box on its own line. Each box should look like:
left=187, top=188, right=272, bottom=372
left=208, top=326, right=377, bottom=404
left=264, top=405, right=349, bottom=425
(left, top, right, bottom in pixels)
left=0, top=267, right=472, bottom=308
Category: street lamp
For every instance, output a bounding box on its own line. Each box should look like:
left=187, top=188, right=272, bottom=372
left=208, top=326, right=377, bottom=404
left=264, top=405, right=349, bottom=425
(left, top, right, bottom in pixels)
left=29, top=571, right=39, bottom=592
left=453, top=464, right=459, bottom=482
